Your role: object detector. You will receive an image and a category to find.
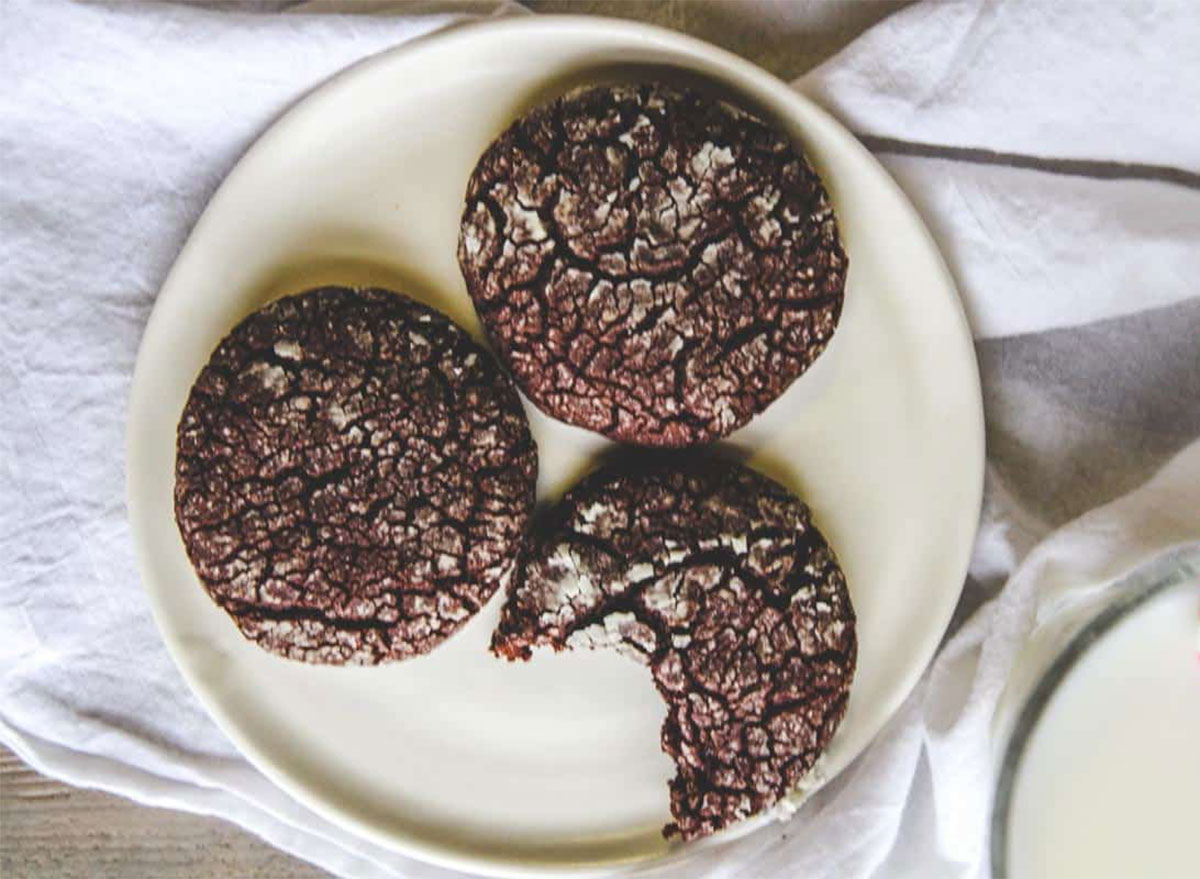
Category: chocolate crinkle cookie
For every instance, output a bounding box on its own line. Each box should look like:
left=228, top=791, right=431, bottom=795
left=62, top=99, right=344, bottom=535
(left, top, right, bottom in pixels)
left=492, top=459, right=856, bottom=840
left=175, top=287, right=537, bottom=665
left=459, top=82, right=847, bottom=447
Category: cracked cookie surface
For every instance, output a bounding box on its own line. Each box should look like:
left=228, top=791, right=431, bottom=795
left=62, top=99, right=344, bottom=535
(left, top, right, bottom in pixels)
left=459, top=82, right=847, bottom=447
left=175, top=287, right=537, bottom=665
left=492, top=459, right=855, bottom=840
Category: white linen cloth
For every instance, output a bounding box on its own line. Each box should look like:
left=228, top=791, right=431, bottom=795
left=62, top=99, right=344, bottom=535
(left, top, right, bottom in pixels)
left=2, top=1, right=1198, bottom=877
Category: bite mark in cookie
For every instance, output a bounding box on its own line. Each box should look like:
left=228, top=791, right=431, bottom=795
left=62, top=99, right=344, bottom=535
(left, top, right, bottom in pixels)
left=493, top=459, right=856, bottom=839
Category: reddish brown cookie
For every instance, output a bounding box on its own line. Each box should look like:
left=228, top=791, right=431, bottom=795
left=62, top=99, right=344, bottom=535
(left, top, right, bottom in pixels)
left=459, top=82, right=847, bottom=447
left=493, top=459, right=855, bottom=840
left=175, top=287, right=537, bottom=665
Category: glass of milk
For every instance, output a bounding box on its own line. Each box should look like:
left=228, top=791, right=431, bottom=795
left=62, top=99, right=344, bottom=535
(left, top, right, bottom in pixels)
left=990, top=549, right=1200, bottom=878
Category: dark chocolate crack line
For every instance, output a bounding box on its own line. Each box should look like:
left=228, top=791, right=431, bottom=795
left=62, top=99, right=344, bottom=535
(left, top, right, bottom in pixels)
left=175, top=287, right=537, bottom=665
left=493, top=460, right=856, bottom=840
left=459, top=82, right=848, bottom=447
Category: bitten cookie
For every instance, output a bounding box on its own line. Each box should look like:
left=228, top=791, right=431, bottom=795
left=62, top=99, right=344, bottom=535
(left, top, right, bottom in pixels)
left=493, top=459, right=856, bottom=839
left=459, top=82, right=847, bottom=447
left=175, top=287, right=537, bottom=665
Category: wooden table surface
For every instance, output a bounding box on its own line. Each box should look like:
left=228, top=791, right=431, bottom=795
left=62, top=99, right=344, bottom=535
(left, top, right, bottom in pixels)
left=1, top=745, right=332, bottom=879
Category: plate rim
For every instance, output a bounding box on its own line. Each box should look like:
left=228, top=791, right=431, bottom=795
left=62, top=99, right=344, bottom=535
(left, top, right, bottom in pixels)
left=127, top=14, right=985, bottom=878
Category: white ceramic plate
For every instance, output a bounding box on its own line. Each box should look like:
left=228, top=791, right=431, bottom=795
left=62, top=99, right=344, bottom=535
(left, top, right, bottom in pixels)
left=128, top=16, right=983, bottom=879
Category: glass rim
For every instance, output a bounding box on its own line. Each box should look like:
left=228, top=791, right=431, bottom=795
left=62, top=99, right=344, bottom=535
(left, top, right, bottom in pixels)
left=988, top=544, right=1200, bottom=877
